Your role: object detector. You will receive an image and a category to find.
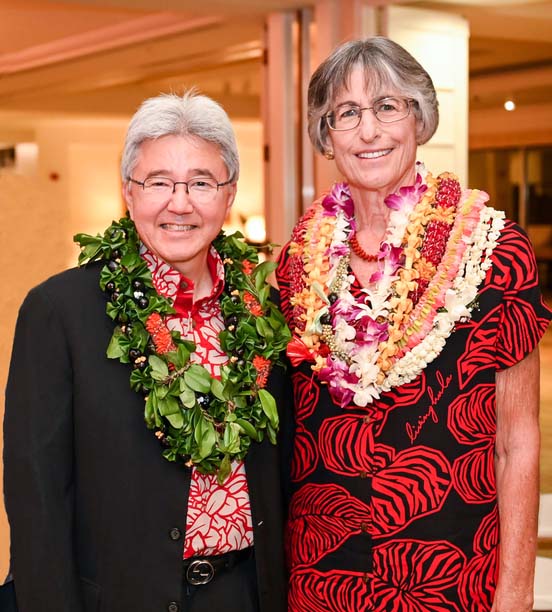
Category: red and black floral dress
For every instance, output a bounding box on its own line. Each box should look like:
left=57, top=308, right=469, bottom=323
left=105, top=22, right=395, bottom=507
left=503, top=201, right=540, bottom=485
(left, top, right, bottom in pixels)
left=276, top=220, right=551, bottom=611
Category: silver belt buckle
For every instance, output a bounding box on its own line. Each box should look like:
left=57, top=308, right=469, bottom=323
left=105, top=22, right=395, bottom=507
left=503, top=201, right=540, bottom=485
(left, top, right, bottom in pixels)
left=186, top=559, right=215, bottom=585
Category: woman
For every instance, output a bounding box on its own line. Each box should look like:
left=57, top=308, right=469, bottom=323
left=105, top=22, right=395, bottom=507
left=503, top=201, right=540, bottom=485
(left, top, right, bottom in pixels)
left=276, top=37, right=551, bottom=611
left=4, top=92, right=290, bottom=612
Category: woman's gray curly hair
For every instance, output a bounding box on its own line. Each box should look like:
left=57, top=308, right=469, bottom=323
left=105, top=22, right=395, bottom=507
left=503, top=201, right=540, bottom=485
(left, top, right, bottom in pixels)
left=308, top=36, right=439, bottom=155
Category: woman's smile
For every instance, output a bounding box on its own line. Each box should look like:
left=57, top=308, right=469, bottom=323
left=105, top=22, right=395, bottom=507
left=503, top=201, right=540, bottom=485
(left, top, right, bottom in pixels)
left=355, top=148, right=394, bottom=159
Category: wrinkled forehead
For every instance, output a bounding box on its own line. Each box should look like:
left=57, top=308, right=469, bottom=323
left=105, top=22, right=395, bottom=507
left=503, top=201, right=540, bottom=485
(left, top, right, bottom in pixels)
left=329, top=65, right=397, bottom=107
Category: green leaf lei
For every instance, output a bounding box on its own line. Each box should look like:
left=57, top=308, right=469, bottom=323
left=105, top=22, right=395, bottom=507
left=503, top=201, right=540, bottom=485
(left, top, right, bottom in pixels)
left=74, top=217, right=291, bottom=483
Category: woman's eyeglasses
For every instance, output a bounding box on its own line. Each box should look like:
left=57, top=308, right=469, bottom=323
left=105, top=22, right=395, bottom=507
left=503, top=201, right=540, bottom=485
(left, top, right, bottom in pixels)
left=325, top=96, right=414, bottom=131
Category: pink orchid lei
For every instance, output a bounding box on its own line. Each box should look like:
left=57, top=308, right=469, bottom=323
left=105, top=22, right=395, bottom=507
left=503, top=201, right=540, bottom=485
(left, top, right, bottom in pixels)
left=286, top=163, right=505, bottom=407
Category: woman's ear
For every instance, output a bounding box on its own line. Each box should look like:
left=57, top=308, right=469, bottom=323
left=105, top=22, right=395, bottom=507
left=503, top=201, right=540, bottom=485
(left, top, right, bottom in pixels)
left=415, top=119, right=427, bottom=146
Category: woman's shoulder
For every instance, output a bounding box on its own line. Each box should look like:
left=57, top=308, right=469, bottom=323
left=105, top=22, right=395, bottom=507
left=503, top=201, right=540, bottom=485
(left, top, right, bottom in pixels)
left=277, top=204, right=321, bottom=264
left=495, top=218, right=535, bottom=256
left=484, top=216, right=544, bottom=295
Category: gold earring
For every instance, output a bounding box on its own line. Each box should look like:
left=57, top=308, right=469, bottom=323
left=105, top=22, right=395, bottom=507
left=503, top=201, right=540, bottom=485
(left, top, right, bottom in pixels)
left=324, top=150, right=334, bottom=160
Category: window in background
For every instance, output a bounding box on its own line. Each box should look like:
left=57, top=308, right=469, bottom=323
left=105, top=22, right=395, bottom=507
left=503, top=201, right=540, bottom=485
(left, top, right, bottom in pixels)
left=0, top=143, right=38, bottom=175
left=0, top=146, right=15, bottom=169
left=527, top=148, right=552, bottom=225
left=469, top=146, right=552, bottom=291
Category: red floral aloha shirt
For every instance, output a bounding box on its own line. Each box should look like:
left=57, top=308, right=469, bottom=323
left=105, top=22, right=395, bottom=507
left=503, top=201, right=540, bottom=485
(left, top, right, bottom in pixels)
left=142, top=247, right=254, bottom=558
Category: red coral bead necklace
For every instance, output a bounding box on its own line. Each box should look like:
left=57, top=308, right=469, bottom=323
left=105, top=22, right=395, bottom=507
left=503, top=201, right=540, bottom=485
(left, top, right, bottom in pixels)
left=350, top=233, right=379, bottom=262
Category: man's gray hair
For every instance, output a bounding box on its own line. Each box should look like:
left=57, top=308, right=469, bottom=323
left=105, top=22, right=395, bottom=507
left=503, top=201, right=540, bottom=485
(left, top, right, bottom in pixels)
left=308, top=36, right=439, bottom=155
left=120, top=91, right=239, bottom=182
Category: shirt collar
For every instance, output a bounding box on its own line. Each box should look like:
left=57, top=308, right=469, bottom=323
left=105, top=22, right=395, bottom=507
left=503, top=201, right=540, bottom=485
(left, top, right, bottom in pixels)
left=140, top=245, right=225, bottom=308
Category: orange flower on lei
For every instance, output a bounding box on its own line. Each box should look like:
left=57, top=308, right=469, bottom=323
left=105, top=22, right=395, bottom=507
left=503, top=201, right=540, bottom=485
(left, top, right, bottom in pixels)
left=242, top=260, right=255, bottom=275
left=145, top=312, right=176, bottom=354
left=243, top=291, right=263, bottom=316
left=252, top=355, right=271, bottom=388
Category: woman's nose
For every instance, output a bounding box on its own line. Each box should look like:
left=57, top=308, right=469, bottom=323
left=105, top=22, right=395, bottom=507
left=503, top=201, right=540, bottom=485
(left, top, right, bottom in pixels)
left=166, top=184, right=194, bottom=213
left=358, top=108, right=380, bottom=141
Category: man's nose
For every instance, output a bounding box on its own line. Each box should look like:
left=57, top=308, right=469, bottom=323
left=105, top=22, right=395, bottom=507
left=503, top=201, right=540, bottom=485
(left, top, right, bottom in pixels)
left=166, top=183, right=194, bottom=213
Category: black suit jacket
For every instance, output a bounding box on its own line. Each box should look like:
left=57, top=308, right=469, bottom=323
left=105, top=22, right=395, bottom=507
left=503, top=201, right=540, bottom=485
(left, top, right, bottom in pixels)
left=4, top=263, right=289, bottom=612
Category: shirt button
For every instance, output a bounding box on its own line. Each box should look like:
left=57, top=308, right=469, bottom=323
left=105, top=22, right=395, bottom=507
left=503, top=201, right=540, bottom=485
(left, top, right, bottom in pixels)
left=363, top=415, right=371, bottom=424
left=359, top=471, right=368, bottom=479
left=169, top=527, right=182, bottom=541
left=168, top=602, right=179, bottom=612
left=361, top=522, right=369, bottom=532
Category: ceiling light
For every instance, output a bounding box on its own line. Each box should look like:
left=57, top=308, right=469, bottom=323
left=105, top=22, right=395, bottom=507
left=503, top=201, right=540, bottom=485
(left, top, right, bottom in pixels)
left=504, top=99, right=516, bottom=111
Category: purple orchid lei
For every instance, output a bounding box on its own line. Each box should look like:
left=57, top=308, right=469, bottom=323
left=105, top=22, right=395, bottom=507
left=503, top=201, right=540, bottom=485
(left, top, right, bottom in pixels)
left=301, top=166, right=428, bottom=407
left=287, top=162, right=504, bottom=408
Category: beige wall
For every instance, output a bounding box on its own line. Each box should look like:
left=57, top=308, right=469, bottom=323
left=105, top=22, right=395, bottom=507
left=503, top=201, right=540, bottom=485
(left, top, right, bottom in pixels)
left=387, top=5, right=469, bottom=184
left=0, top=173, right=70, bottom=578
left=0, top=114, right=263, bottom=578
left=0, top=116, right=127, bottom=578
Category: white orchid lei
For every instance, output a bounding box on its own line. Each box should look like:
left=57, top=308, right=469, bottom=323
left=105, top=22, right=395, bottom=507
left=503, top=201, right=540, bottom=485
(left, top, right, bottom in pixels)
left=286, top=163, right=505, bottom=407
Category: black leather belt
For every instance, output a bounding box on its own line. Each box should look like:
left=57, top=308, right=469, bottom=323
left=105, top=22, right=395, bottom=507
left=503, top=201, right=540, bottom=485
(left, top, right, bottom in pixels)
left=183, top=547, right=254, bottom=586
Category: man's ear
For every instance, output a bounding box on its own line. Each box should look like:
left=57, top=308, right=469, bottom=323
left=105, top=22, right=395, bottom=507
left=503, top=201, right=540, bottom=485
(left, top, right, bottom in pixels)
left=122, top=181, right=134, bottom=219
left=225, top=183, right=237, bottom=213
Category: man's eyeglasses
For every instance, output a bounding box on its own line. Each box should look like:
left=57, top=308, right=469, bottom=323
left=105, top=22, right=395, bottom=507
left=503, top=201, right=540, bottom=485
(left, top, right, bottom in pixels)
left=325, top=97, right=414, bottom=131
left=128, top=176, right=233, bottom=204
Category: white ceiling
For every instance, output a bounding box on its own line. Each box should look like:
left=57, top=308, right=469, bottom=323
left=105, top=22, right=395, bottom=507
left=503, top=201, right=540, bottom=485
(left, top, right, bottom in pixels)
left=0, top=0, right=550, bottom=124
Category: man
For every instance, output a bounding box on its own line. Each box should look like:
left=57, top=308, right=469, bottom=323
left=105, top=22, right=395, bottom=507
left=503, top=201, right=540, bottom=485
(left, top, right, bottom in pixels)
left=4, top=92, right=290, bottom=612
